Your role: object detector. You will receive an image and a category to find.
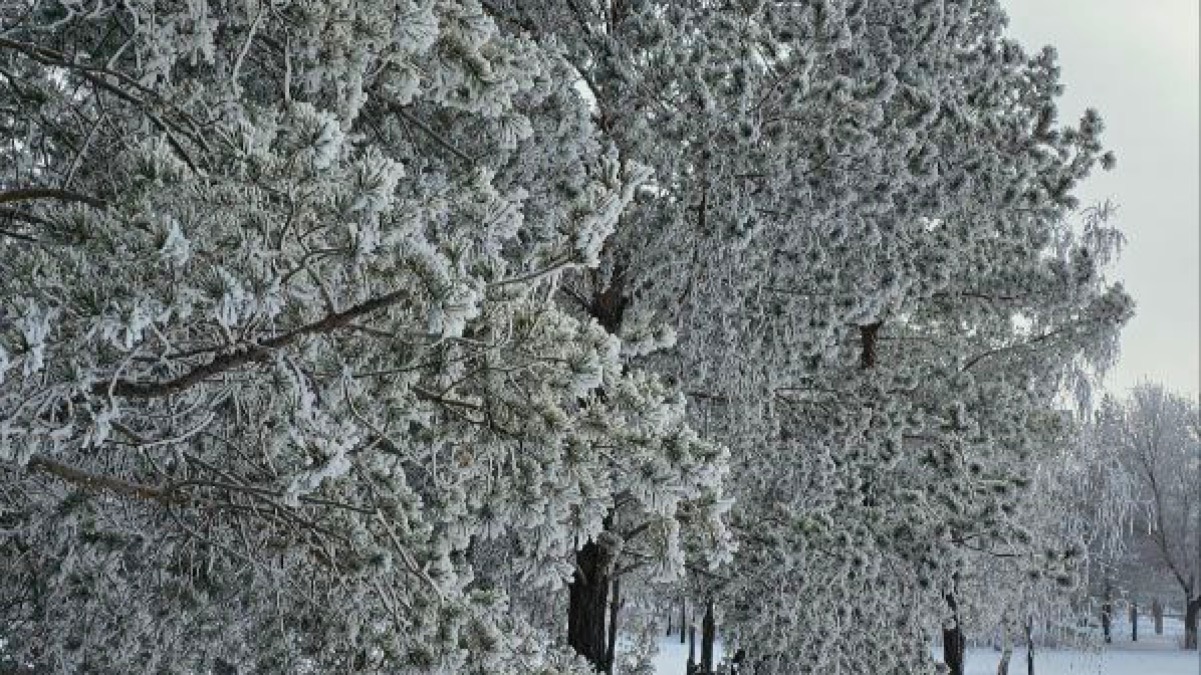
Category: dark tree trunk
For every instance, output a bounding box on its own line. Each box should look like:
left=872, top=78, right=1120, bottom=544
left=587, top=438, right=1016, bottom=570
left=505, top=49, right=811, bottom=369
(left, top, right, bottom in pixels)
left=569, top=536, right=620, bottom=672
left=943, top=593, right=965, bottom=675
left=604, top=577, right=621, bottom=674
left=1026, top=615, right=1035, bottom=675
left=1101, top=585, right=1113, bottom=645
left=1152, top=598, right=1164, bottom=635
left=1129, top=601, right=1137, bottom=642
left=680, top=597, right=687, bottom=644
left=589, top=264, right=627, bottom=335
left=701, top=599, right=716, bottom=674
left=568, top=268, right=628, bottom=671
left=943, top=625, right=966, bottom=675
left=859, top=321, right=882, bottom=369
left=1185, top=593, right=1199, bottom=650
left=730, top=649, right=745, bottom=675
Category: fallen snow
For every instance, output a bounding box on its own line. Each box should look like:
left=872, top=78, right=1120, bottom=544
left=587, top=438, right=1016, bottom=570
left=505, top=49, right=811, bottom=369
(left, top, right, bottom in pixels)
left=651, top=616, right=1200, bottom=675
left=963, top=648, right=1198, bottom=675
left=651, top=638, right=725, bottom=674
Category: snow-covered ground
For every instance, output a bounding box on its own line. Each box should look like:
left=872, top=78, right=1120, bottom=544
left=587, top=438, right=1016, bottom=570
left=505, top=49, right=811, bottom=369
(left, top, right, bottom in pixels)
left=653, top=643, right=1198, bottom=675
left=651, top=639, right=725, bottom=674
left=651, top=615, right=1200, bottom=674
left=958, top=614, right=1200, bottom=675
left=962, top=647, right=1197, bottom=675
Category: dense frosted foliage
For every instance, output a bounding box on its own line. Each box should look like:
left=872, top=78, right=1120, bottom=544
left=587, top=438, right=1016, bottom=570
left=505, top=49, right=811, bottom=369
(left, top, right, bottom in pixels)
left=0, top=1, right=731, bottom=671
left=1, top=0, right=1134, bottom=673
left=496, top=0, right=1131, bottom=671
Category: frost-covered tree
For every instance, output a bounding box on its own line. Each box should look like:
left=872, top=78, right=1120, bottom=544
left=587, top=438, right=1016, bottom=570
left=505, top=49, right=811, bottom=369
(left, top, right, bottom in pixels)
left=1098, top=384, right=1201, bottom=650
left=0, top=2, right=731, bottom=671
left=1, top=0, right=1138, bottom=671
left=488, top=0, right=1130, bottom=671
left=940, top=409, right=1122, bottom=674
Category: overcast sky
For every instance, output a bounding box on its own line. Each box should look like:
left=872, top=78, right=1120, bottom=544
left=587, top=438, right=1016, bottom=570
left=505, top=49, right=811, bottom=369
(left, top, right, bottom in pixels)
left=1001, top=0, right=1200, bottom=399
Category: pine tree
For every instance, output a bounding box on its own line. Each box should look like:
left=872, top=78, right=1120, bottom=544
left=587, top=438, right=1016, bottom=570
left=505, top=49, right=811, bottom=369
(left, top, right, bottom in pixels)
left=0, top=1, right=730, bottom=671
left=494, top=0, right=1130, bottom=670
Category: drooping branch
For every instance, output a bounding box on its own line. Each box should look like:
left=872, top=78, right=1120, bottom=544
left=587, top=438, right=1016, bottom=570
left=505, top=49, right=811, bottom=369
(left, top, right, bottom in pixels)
left=958, top=319, right=1105, bottom=373
left=26, top=453, right=380, bottom=517
left=26, top=455, right=182, bottom=503
left=0, top=187, right=108, bottom=209
left=385, top=102, right=474, bottom=165
left=95, top=288, right=410, bottom=399
left=0, top=38, right=208, bottom=172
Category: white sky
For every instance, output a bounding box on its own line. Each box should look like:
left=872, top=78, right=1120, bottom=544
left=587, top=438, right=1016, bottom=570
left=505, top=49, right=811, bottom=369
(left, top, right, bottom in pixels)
left=1002, top=0, right=1200, bottom=399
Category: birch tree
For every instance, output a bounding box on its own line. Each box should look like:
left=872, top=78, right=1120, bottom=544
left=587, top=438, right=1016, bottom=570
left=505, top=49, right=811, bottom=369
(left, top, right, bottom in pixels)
left=1100, top=385, right=1201, bottom=650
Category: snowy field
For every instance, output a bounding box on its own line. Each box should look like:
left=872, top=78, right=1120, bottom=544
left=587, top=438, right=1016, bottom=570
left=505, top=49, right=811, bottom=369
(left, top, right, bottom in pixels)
left=958, top=615, right=1199, bottom=675
left=651, top=616, right=1200, bottom=674
left=651, top=639, right=725, bottom=674
left=652, top=642, right=1198, bottom=675
left=962, top=647, right=1198, bottom=675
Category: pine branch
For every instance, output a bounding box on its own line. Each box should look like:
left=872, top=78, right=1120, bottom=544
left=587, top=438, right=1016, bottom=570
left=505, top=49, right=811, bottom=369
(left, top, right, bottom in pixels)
left=0, top=187, right=107, bottom=209
left=95, top=288, right=410, bottom=399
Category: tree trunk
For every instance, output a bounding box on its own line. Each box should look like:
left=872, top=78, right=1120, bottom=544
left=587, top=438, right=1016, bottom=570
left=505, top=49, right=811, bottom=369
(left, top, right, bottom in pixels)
left=1152, top=598, right=1164, bottom=635
left=569, top=256, right=628, bottom=671
left=1101, top=585, right=1113, bottom=645
left=1185, top=593, right=1199, bottom=650
left=688, top=626, right=697, bottom=674
left=569, top=534, right=621, bottom=672
left=604, top=577, right=621, bottom=674
left=680, top=597, right=687, bottom=644
left=859, top=321, right=882, bottom=369
left=942, top=591, right=966, bottom=675
left=943, top=624, right=966, bottom=675
left=1026, top=615, right=1035, bottom=675
left=996, top=622, right=1011, bottom=675
left=1129, top=601, right=1137, bottom=642
left=730, top=649, right=745, bottom=675
left=994, top=614, right=1013, bottom=672
left=997, top=647, right=1012, bottom=675
left=701, top=599, right=716, bottom=674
